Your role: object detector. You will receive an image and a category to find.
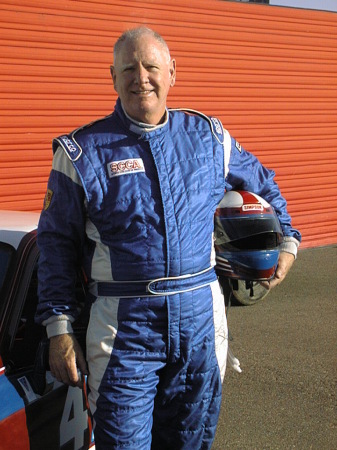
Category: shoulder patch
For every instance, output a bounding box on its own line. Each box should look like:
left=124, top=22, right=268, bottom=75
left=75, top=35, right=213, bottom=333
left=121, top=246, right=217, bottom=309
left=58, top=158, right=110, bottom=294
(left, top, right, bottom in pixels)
left=210, top=117, right=224, bottom=145
left=235, top=140, right=242, bottom=152
left=54, top=135, right=82, bottom=161
left=52, top=114, right=113, bottom=160
left=43, top=189, right=53, bottom=210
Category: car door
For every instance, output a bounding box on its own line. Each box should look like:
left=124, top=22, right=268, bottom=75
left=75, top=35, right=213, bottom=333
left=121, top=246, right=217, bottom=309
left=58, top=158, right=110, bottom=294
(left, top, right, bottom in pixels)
left=0, top=231, right=94, bottom=450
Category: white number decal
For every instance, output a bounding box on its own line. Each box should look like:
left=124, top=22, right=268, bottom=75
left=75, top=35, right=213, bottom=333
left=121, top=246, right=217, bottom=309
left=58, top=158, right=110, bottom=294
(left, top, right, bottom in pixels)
left=60, top=386, right=88, bottom=449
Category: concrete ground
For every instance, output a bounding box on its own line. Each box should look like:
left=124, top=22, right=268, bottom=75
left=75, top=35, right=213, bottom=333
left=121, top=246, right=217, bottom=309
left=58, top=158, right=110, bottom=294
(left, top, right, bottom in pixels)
left=213, top=245, right=337, bottom=450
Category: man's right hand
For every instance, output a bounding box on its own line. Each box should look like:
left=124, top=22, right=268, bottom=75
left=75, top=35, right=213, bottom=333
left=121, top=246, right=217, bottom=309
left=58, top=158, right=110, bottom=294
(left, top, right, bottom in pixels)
left=49, top=333, right=88, bottom=387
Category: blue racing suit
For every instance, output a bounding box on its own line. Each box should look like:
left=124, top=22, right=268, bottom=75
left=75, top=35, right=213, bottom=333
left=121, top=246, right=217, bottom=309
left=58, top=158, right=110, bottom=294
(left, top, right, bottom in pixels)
left=36, top=99, right=301, bottom=449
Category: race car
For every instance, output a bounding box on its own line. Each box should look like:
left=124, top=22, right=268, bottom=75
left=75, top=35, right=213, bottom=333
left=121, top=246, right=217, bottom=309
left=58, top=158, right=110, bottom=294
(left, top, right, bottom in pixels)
left=0, top=211, right=95, bottom=450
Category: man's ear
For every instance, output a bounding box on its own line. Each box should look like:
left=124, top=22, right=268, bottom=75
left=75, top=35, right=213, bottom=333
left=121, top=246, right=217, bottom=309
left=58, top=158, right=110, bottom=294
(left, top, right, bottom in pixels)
left=169, top=59, right=176, bottom=87
left=110, top=65, right=117, bottom=91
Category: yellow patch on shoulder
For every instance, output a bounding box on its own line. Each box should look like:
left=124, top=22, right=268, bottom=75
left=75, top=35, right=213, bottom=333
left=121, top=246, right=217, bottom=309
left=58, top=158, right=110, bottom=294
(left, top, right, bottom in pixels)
left=43, top=189, right=53, bottom=210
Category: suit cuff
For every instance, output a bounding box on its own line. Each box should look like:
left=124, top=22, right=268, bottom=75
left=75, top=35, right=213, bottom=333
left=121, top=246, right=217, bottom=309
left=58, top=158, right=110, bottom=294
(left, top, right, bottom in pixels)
left=279, top=236, right=300, bottom=259
left=43, top=315, right=75, bottom=338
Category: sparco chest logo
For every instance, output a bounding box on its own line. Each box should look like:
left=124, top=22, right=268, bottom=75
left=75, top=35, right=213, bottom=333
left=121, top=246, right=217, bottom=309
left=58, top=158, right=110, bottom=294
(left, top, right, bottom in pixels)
left=107, top=158, right=145, bottom=178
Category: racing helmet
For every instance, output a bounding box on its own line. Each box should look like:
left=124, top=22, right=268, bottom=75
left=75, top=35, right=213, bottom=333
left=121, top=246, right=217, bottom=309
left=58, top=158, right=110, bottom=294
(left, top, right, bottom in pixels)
left=214, top=190, right=283, bottom=281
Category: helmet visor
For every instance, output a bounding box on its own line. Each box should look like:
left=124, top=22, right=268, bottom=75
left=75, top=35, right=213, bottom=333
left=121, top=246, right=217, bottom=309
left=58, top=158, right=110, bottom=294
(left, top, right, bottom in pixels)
left=214, top=213, right=283, bottom=249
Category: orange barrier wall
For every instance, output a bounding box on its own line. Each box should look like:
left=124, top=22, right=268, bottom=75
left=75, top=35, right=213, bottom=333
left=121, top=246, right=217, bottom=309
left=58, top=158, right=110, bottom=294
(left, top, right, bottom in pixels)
left=0, top=0, right=336, bottom=248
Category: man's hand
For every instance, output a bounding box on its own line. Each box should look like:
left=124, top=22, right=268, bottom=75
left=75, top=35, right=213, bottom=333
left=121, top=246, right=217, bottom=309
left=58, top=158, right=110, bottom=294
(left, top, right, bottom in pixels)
left=49, top=333, right=88, bottom=387
left=260, top=252, right=295, bottom=290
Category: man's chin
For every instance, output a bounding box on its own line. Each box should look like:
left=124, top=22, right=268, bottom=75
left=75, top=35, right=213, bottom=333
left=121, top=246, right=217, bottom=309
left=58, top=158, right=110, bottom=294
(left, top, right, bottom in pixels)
left=129, top=106, right=160, bottom=124
left=122, top=97, right=166, bottom=124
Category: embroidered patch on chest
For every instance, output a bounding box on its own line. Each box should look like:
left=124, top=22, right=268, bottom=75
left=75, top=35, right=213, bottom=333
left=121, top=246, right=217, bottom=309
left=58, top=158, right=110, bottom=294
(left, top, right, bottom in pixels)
left=107, top=158, right=145, bottom=178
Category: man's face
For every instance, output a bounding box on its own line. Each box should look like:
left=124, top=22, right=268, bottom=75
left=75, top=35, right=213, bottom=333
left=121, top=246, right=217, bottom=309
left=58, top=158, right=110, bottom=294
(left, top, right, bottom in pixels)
left=111, top=33, right=176, bottom=125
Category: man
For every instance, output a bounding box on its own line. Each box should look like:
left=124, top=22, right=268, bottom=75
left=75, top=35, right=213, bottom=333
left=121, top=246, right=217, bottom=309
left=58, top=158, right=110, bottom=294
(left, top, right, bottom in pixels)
left=36, top=27, right=301, bottom=449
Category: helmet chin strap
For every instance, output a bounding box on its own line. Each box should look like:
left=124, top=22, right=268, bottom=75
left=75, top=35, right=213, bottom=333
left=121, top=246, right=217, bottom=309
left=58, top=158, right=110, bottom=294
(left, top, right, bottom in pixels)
left=247, top=280, right=255, bottom=297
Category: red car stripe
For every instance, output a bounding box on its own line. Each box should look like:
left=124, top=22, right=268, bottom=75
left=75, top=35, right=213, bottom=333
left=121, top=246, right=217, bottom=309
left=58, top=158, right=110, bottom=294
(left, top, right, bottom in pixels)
left=0, top=409, right=30, bottom=449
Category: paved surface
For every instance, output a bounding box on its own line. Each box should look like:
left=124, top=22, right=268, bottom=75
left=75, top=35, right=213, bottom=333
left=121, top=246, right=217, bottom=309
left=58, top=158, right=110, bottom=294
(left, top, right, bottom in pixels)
left=213, top=245, right=337, bottom=450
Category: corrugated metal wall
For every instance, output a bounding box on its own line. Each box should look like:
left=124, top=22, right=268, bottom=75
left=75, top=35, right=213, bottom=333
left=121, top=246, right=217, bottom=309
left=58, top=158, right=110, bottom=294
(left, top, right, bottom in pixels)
left=0, top=0, right=336, bottom=248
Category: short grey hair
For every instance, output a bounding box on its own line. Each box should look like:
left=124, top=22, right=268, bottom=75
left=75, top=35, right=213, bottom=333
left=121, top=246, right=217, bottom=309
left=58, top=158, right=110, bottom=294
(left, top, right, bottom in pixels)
left=113, top=26, right=171, bottom=63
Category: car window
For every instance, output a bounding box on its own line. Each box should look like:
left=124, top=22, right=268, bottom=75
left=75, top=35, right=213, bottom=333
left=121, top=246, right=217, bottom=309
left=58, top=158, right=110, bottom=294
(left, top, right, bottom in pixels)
left=5, top=260, right=89, bottom=374
left=0, top=243, right=15, bottom=296
left=9, top=264, right=44, bottom=370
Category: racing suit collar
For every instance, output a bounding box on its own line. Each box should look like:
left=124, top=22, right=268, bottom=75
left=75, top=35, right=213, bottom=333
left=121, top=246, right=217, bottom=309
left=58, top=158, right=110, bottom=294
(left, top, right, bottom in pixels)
left=115, top=98, right=169, bottom=135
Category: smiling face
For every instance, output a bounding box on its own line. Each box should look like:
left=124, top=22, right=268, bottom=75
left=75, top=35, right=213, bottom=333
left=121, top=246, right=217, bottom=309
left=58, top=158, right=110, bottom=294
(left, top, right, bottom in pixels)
left=111, top=32, right=176, bottom=125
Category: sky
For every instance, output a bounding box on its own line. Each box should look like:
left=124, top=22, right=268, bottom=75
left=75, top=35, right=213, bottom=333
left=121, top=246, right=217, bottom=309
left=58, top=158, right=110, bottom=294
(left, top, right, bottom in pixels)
left=269, top=0, right=337, bottom=12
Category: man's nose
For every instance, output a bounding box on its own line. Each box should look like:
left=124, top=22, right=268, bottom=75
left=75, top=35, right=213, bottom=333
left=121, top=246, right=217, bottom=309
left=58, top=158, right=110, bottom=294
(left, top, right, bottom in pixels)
left=135, top=64, right=149, bottom=84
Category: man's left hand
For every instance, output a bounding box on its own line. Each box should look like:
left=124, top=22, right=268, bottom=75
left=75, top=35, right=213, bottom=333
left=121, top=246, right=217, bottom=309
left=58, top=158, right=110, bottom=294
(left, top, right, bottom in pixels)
left=260, top=252, right=295, bottom=290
